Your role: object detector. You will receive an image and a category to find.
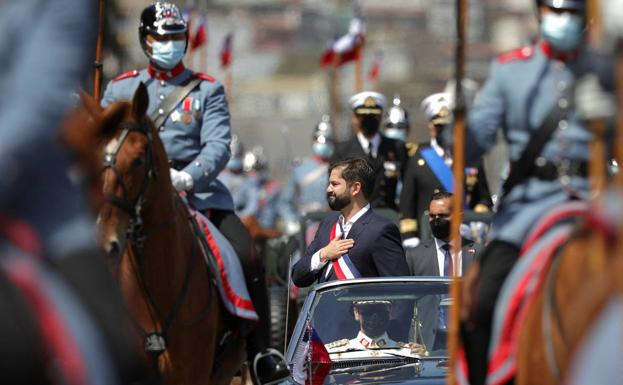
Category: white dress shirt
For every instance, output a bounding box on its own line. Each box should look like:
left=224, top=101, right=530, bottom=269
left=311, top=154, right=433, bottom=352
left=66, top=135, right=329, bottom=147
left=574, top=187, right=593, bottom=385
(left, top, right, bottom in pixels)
left=357, top=132, right=381, bottom=159
left=433, top=237, right=463, bottom=277
left=430, top=138, right=453, bottom=167
left=310, top=203, right=371, bottom=274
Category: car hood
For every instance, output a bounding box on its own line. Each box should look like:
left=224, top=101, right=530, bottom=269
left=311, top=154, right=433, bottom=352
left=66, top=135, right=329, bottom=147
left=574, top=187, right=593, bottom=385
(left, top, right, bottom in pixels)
left=284, top=357, right=447, bottom=385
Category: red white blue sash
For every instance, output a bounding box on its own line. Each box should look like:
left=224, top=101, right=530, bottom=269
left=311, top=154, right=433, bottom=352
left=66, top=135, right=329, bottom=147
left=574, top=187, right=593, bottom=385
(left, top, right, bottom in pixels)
left=329, top=221, right=361, bottom=280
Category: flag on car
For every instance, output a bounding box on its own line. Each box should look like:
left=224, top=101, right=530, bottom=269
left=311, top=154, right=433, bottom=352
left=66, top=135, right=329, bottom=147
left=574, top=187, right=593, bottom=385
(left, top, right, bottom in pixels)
left=292, top=322, right=331, bottom=385
left=220, top=33, right=233, bottom=68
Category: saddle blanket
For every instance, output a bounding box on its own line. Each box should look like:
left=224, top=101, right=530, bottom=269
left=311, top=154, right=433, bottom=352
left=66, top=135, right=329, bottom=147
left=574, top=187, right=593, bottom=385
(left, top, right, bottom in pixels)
left=484, top=200, right=589, bottom=385
left=191, top=209, right=258, bottom=321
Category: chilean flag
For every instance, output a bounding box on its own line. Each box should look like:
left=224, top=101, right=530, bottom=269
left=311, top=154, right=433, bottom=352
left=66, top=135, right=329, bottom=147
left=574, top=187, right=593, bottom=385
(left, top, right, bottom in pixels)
left=220, top=33, right=233, bottom=68
left=292, top=323, right=332, bottom=385
left=320, top=1, right=365, bottom=67
left=367, top=50, right=383, bottom=81
left=190, top=15, right=207, bottom=51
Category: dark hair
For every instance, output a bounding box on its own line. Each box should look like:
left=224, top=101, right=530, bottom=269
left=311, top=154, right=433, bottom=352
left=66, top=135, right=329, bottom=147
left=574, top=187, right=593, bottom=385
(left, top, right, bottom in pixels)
left=329, top=157, right=375, bottom=199
left=431, top=190, right=453, bottom=202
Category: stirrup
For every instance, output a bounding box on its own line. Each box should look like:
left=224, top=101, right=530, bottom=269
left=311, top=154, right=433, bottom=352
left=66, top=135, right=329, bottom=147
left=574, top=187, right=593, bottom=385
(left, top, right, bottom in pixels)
left=252, top=348, right=289, bottom=385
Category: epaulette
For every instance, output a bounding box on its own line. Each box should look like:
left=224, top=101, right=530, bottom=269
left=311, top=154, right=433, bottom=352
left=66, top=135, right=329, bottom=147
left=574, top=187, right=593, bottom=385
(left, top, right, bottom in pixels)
left=112, top=70, right=139, bottom=82
left=195, top=72, right=216, bottom=82
left=325, top=339, right=349, bottom=349
left=406, top=142, right=419, bottom=157
left=497, top=46, right=534, bottom=64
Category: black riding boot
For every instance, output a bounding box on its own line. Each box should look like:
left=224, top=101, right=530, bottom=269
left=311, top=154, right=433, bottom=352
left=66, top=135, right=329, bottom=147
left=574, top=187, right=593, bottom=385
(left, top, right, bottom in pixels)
left=463, top=241, right=519, bottom=385
left=210, top=209, right=289, bottom=385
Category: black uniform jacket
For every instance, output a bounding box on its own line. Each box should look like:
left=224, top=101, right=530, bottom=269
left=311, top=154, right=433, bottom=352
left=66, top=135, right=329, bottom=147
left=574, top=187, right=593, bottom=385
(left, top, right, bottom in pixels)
left=331, top=135, right=407, bottom=212
left=399, top=142, right=492, bottom=239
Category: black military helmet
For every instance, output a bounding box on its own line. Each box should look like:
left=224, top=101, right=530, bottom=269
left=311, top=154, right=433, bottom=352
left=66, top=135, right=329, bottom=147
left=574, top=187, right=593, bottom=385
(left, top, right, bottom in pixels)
left=384, top=95, right=409, bottom=129
left=139, top=2, right=188, bottom=49
left=313, top=114, right=335, bottom=144
left=536, top=0, right=586, bottom=11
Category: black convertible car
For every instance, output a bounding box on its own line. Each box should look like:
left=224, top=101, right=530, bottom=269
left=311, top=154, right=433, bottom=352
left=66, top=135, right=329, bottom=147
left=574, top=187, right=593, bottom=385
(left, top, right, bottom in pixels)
left=281, top=277, right=452, bottom=385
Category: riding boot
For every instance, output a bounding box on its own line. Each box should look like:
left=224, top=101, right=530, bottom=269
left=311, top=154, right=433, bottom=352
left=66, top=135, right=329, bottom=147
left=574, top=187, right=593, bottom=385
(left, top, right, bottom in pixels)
left=209, top=209, right=289, bottom=385
left=463, top=240, right=519, bottom=385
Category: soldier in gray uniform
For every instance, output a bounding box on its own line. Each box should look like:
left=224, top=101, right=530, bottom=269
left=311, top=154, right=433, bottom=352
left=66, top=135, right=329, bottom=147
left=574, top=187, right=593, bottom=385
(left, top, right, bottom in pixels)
left=101, top=3, right=288, bottom=383
left=455, top=1, right=615, bottom=384
left=219, top=136, right=260, bottom=219
left=280, top=115, right=334, bottom=236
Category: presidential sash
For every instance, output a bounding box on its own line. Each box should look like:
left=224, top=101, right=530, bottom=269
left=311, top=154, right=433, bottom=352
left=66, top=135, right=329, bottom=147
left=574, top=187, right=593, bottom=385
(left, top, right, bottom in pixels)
left=328, top=221, right=361, bottom=280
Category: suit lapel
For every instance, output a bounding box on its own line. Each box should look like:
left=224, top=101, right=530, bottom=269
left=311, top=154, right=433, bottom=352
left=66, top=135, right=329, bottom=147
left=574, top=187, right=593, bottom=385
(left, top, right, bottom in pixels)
left=345, top=209, right=372, bottom=241
left=426, top=240, right=442, bottom=276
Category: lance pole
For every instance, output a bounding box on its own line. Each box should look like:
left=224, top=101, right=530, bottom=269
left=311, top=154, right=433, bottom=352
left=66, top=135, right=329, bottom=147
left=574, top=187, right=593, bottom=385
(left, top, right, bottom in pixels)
left=93, top=0, right=105, bottom=99
left=448, top=0, right=467, bottom=384
left=330, top=55, right=342, bottom=142
left=355, top=46, right=363, bottom=93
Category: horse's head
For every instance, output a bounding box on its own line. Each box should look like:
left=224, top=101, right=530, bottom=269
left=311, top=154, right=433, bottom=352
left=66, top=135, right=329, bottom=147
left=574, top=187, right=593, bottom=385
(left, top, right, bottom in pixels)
left=94, top=83, right=174, bottom=264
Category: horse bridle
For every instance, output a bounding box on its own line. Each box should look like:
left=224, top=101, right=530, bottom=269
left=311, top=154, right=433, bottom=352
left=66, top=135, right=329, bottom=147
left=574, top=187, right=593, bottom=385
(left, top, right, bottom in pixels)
left=102, top=120, right=157, bottom=250
left=100, top=120, right=212, bottom=364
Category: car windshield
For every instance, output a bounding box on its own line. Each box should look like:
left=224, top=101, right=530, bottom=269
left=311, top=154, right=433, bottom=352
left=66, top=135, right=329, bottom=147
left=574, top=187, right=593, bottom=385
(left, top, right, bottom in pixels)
left=308, top=280, right=451, bottom=358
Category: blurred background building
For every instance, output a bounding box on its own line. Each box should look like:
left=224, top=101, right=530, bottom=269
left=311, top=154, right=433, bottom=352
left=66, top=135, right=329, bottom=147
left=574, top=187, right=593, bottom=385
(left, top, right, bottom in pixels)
left=98, top=0, right=538, bottom=192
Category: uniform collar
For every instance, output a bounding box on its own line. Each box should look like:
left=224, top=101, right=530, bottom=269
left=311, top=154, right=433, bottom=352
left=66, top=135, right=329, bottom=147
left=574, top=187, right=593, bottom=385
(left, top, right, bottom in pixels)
left=356, top=331, right=391, bottom=348
left=539, top=40, right=580, bottom=62
left=148, top=62, right=186, bottom=80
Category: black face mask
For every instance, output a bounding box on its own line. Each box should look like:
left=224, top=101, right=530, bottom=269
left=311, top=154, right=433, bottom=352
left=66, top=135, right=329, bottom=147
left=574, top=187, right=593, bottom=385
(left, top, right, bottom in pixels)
left=360, top=115, right=381, bottom=137
left=430, top=218, right=451, bottom=240
left=360, top=311, right=390, bottom=339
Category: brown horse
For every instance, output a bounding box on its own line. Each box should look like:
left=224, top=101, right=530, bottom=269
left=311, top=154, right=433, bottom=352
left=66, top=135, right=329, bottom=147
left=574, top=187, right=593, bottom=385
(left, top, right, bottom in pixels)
left=63, top=84, right=247, bottom=385
left=514, top=195, right=622, bottom=385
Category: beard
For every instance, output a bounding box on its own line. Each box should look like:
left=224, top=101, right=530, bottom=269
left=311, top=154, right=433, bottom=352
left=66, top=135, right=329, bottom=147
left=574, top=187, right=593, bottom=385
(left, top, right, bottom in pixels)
left=327, top=191, right=351, bottom=211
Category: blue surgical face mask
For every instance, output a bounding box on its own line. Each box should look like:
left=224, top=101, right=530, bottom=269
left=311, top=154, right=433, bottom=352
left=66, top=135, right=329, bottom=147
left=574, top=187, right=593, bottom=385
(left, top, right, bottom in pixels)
left=383, top=128, right=407, bottom=142
left=312, top=142, right=334, bottom=159
left=540, top=12, right=585, bottom=52
left=149, top=40, right=186, bottom=69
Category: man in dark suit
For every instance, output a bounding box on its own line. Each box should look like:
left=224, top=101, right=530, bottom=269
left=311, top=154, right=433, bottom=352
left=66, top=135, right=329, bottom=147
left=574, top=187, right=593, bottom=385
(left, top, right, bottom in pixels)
left=406, top=191, right=482, bottom=276
left=292, top=157, right=409, bottom=287
left=331, top=91, right=407, bottom=212
left=407, top=191, right=482, bottom=352
left=399, top=93, right=492, bottom=247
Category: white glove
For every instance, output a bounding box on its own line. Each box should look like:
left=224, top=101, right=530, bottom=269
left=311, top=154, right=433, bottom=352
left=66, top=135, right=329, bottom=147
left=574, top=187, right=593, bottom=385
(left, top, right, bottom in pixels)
left=575, top=74, right=616, bottom=121
left=402, top=237, right=420, bottom=249
left=169, top=168, right=194, bottom=192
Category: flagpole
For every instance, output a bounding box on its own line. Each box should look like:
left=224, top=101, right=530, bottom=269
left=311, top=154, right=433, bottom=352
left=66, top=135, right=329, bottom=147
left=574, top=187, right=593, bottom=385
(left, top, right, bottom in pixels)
left=586, top=0, right=608, bottom=274
left=355, top=47, right=363, bottom=93
left=448, top=0, right=467, bottom=384
left=93, top=0, right=105, bottom=98
left=330, top=55, right=341, bottom=142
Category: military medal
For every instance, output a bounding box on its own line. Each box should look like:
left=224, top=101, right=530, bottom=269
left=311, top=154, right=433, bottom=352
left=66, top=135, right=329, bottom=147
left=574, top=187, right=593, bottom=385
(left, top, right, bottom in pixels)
left=180, top=97, right=194, bottom=123
left=170, top=110, right=182, bottom=122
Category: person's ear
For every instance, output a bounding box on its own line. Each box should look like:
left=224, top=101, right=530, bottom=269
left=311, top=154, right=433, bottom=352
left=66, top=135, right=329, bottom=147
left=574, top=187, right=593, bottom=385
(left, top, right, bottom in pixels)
left=353, top=308, right=361, bottom=321
left=350, top=181, right=362, bottom=196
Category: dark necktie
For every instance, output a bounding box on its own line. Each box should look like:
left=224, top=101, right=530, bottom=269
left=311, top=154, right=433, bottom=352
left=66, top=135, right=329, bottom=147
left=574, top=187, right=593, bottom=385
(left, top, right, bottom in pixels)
left=367, top=142, right=374, bottom=159
left=439, top=243, right=452, bottom=330
left=441, top=243, right=453, bottom=276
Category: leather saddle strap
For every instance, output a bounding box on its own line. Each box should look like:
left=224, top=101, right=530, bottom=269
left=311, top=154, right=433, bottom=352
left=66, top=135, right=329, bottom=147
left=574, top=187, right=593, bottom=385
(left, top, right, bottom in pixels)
left=150, top=76, right=202, bottom=129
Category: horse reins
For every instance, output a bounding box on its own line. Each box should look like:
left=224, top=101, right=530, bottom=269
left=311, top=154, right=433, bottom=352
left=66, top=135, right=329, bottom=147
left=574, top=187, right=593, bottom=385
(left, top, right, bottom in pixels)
left=101, top=121, right=211, bottom=369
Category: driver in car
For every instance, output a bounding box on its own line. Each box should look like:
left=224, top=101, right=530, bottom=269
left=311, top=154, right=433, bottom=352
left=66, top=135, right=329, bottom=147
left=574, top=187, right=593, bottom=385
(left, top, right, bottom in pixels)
left=326, top=300, right=426, bottom=354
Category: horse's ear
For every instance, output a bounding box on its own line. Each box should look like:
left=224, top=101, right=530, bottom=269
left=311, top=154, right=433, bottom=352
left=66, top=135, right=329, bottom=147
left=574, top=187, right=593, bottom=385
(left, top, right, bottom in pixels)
left=101, top=103, right=127, bottom=140
left=132, top=82, right=149, bottom=120
left=79, top=90, right=103, bottom=117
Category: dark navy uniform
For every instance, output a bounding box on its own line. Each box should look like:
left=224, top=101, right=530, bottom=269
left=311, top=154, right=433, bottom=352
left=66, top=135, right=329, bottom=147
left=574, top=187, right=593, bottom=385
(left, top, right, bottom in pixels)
left=399, top=142, right=492, bottom=240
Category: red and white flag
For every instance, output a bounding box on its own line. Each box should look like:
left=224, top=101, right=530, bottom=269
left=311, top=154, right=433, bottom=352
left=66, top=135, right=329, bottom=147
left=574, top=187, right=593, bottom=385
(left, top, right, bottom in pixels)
left=189, top=15, right=207, bottom=51
left=367, top=50, right=383, bottom=81
left=220, top=33, right=233, bottom=69
left=319, top=1, right=365, bottom=67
